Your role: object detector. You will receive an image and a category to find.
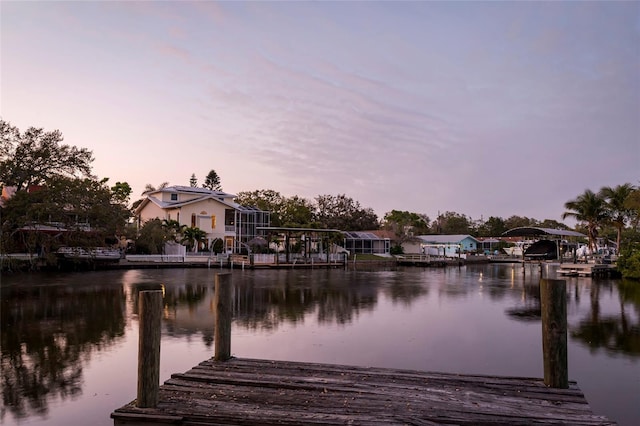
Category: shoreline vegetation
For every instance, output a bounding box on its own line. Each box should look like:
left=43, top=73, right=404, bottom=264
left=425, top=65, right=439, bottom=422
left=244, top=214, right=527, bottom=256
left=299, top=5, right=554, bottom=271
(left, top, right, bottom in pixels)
left=1, top=119, right=639, bottom=279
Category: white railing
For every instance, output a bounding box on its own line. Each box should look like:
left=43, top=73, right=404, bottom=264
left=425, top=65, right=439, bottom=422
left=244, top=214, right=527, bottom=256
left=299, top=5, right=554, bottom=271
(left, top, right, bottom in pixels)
left=125, top=255, right=185, bottom=263
left=273, top=253, right=345, bottom=263
left=253, top=253, right=276, bottom=264
left=397, top=254, right=450, bottom=262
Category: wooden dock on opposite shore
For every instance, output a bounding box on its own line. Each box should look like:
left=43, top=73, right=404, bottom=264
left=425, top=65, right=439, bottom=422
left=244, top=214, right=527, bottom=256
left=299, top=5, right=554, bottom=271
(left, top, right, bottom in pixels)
left=558, top=263, right=617, bottom=277
left=111, top=357, right=614, bottom=425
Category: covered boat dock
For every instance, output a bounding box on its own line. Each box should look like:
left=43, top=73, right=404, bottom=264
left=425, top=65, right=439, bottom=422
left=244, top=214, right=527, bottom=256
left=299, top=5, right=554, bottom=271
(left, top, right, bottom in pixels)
left=501, top=227, right=586, bottom=262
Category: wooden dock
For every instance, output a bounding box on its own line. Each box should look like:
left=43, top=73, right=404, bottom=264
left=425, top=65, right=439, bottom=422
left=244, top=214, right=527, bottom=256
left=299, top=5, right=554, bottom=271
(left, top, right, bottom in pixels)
left=558, top=263, right=616, bottom=277
left=111, top=357, right=614, bottom=425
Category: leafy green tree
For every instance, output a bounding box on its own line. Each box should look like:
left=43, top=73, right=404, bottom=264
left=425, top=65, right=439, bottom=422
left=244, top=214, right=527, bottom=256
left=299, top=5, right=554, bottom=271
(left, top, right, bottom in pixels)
left=617, top=248, right=640, bottom=280
left=135, top=219, right=169, bottom=254
left=432, top=211, right=471, bottom=234
left=504, top=215, right=538, bottom=230
left=1, top=176, right=130, bottom=254
left=0, top=119, right=94, bottom=190
left=314, top=194, right=379, bottom=231
left=181, top=226, right=207, bottom=252
left=110, top=181, right=132, bottom=205
left=189, top=173, right=198, bottom=187
left=383, top=210, right=430, bottom=243
left=600, top=183, right=636, bottom=251
left=538, top=219, right=569, bottom=230
left=203, top=169, right=222, bottom=191
left=235, top=189, right=285, bottom=226
left=475, top=216, right=506, bottom=237
left=280, top=195, right=314, bottom=227
left=563, top=189, right=608, bottom=251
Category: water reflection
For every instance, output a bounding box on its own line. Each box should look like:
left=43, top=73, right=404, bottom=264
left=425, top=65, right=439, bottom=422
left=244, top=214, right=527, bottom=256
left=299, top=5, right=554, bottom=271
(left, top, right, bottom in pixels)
left=1, top=267, right=639, bottom=425
left=571, top=279, right=640, bottom=356
left=1, top=281, right=126, bottom=421
left=501, top=275, right=640, bottom=357
left=232, top=270, right=380, bottom=329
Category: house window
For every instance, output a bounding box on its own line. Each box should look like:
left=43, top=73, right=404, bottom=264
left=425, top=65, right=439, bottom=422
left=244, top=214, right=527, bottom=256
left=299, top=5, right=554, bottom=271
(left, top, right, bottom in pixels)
left=211, top=215, right=216, bottom=229
left=191, top=213, right=196, bottom=227
left=171, top=194, right=178, bottom=201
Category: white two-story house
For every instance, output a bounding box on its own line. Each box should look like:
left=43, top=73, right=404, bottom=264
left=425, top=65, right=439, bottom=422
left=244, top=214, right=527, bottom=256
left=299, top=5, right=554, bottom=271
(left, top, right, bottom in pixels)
left=134, top=186, right=270, bottom=253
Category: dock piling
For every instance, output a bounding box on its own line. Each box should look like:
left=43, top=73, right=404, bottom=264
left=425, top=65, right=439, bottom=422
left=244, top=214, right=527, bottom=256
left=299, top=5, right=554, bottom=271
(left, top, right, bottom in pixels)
left=540, top=278, right=568, bottom=388
left=214, top=273, right=232, bottom=361
left=137, top=290, right=162, bottom=408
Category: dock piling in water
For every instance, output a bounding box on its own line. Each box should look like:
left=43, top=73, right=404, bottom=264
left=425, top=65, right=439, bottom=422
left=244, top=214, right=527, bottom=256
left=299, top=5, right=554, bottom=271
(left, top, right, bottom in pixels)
left=541, top=278, right=568, bottom=388
left=214, top=272, right=232, bottom=361
left=136, top=290, right=162, bottom=408
left=113, top=276, right=615, bottom=425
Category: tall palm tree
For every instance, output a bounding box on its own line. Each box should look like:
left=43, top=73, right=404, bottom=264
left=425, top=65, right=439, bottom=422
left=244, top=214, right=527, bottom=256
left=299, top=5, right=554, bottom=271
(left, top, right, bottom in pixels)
left=132, top=182, right=170, bottom=210
left=562, top=189, right=608, bottom=252
left=599, top=183, right=635, bottom=251
left=625, top=187, right=640, bottom=229
left=141, top=181, right=169, bottom=195
left=181, top=226, right=207, bottom=252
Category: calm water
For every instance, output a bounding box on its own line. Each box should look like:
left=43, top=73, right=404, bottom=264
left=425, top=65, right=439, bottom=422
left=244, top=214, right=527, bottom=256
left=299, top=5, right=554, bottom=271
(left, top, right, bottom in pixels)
left=1, top=265, right=638, bottom=426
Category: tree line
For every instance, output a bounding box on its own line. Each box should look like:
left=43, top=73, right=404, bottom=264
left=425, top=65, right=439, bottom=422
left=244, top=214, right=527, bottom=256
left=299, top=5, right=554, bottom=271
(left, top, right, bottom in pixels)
left=1, top=119, right=639, bottom=277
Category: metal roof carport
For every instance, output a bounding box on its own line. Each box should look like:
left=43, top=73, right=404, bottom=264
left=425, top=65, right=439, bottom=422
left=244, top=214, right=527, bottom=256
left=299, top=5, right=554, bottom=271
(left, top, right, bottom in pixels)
left=501, top=227, right=586, bottom=262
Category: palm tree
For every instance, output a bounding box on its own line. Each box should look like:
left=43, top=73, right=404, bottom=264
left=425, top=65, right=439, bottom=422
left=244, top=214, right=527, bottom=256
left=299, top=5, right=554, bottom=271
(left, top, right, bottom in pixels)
left=181, top=226, right=207, bottom=252
left=562, top=189, right=608, bottom=252
left=599, top=183, right=636, bottom=252
left=625, top=187, right=640, bottom=229
left=132, top=182, right=170, bottom=210
left=141, top=181, right=169, bottom=195
left=161, top=219, right=186, bottom=242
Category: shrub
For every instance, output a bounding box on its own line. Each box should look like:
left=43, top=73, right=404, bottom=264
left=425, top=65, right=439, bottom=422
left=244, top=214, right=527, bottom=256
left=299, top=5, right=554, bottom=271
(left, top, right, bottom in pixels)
left=617, top=247, right=640, bottom=280
left=390, top=245, right=404, bottom=255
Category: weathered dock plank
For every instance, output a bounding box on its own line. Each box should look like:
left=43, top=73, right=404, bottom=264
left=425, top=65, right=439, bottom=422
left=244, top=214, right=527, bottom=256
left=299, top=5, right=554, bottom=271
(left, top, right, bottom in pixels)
left=112, top=357, right=615, bottom=425
left=558, top=263, right=615, bottom=277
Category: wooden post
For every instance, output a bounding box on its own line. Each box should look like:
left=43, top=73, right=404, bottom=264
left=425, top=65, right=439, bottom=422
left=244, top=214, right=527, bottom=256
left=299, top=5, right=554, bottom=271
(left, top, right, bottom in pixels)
left=137, top=290, right=162, bottom=407
left=214, top=273, right=232, bottom=361
left=540, top=279, right=568, bottom=388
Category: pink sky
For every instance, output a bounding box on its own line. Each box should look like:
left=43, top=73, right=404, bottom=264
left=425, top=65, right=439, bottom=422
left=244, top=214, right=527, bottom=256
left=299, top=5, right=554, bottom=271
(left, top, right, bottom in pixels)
left=2, top=1, right=638, bottom=224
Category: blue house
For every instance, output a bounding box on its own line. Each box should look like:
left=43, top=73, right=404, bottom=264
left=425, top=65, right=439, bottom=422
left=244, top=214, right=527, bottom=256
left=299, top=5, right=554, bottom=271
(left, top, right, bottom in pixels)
left=415, top=234, right=479, bottom=258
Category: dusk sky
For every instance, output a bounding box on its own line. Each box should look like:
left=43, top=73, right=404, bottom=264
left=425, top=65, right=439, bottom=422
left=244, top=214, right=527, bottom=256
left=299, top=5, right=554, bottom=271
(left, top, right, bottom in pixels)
left=2, top=1, right=638, bottom=225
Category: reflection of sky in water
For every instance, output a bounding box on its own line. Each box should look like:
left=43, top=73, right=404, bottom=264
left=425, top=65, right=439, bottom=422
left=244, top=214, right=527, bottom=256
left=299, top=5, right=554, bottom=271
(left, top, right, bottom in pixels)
left=1, top=266, right=638, bottom=426
left=230, top=267, right=544, bottom=378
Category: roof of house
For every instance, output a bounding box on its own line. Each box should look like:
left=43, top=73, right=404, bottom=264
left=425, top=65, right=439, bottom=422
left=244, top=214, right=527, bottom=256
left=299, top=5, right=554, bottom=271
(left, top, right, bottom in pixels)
left=343, top=231, right=390, bottom=240
left=416, top=234, right=479, bottom=244
left=135, top=186, right=265, bottom=215
left=153, top=186, right=236, bottom=198
left=365, top=229, right=396, bottom=239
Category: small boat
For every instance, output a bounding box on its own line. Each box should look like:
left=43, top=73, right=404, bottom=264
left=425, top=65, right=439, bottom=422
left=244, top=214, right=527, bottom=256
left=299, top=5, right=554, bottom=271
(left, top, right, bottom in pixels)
left=57, top=247, right=121, bottom=261
left=503, top=241, right=533, bottom=257
left=503, top=246, right=522, bottom=256
left=524, top=240, right=557, bottom=260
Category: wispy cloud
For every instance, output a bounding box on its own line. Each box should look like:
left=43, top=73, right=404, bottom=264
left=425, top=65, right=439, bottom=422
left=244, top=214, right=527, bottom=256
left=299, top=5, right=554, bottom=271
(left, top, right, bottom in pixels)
left=2, top=1, right=638, bottom=221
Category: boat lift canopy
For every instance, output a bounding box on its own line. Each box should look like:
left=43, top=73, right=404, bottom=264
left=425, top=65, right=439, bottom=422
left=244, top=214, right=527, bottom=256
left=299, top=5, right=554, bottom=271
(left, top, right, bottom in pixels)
left=501, top=227, right=585, bottom=238
left=501, top=227, right=586, bottom=261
